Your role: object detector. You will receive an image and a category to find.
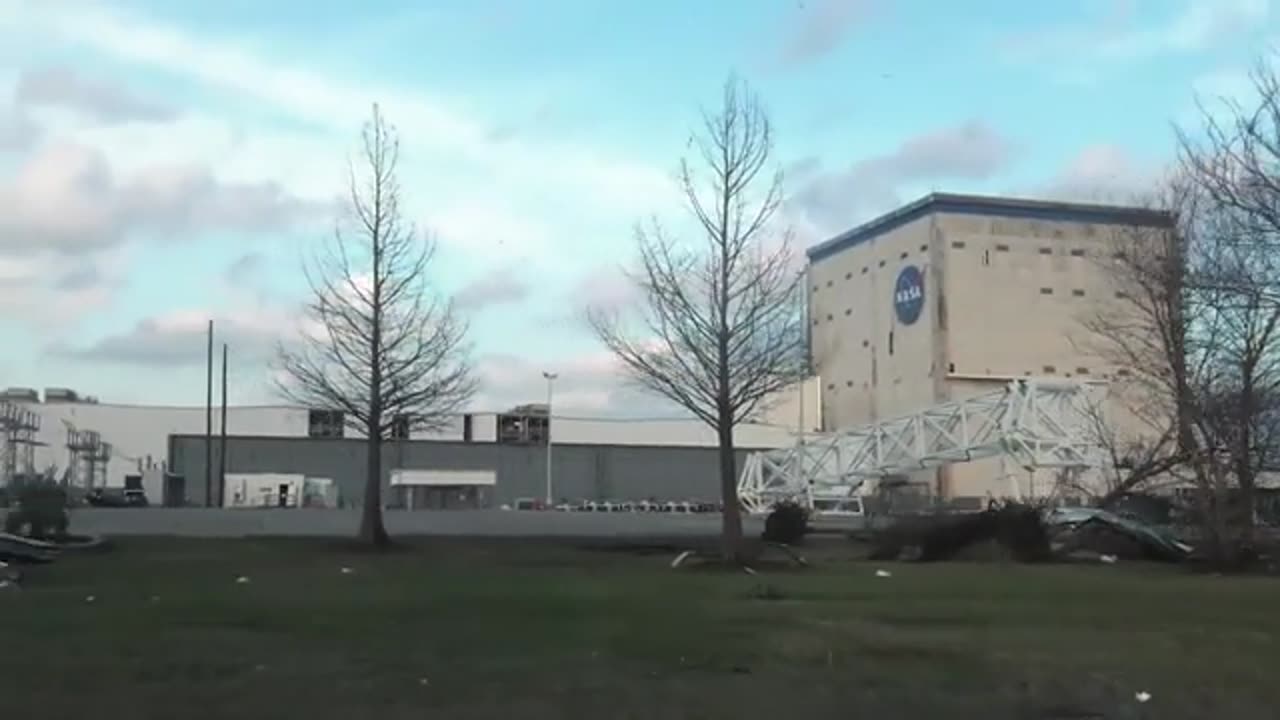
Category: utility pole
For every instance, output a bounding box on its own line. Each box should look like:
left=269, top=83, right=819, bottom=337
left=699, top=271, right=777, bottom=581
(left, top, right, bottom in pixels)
left=219, top=343, right=228, bottom=508
left=542, top=371, right=557, bottom=506
left=204, top=320, right=213, bottom=507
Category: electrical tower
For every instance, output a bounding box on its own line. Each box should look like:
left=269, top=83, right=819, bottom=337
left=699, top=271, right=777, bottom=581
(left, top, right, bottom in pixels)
left=0, top=400, right=41, bottom=488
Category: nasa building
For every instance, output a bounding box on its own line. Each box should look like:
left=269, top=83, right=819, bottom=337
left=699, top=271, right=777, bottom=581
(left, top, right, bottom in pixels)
left=804, top=193, right=1171, bottom=501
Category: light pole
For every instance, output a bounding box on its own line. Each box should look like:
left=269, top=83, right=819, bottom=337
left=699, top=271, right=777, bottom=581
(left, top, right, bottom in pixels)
left=542, top=371, right=557, bottom=506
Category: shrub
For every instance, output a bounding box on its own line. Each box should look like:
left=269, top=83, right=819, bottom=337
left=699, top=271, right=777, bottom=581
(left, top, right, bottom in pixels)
left=762, top=500, right=810, bottom=545
left=2, top=480, right=69, bottom=540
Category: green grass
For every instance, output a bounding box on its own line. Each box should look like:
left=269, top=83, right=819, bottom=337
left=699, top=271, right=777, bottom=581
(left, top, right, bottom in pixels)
left=3, top=538, right=1278, bottom=719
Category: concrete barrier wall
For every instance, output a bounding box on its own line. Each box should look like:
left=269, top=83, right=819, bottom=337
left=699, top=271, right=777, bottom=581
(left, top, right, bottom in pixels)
left=169, top=435, right=754, bottom=508
left=69, top=508, right=771, bottom=538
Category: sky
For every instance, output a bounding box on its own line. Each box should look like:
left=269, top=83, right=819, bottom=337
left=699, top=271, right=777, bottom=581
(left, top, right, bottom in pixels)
left=0, top=0, right=1274, bottom=415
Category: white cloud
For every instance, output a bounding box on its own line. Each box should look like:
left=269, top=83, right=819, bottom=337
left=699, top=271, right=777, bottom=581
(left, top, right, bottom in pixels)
left=472, top=349, right=685, bottom=417
left=0, top=141, right=319, bottom=255
left=778, top=0, right=875, bottom=66
left=1032, top=144, right=1168, bottom=203
left=2, top=1, right=672, bottom=218
left=15, top=64, right=176, bottom=123
left=791, top=121, right=1017, bottom=235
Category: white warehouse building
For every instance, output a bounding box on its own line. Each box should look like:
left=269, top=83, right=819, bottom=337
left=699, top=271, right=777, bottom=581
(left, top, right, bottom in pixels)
left=0, top=379, right=822, bottom=499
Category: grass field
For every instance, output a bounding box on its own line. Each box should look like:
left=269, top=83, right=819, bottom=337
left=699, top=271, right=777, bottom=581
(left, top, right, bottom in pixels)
left=3, top=537, right=1278, bottom=719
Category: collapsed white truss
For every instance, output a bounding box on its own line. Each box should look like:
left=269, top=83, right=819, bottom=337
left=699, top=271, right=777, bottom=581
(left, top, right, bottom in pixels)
left=738, top=379, right=1106, bottom=513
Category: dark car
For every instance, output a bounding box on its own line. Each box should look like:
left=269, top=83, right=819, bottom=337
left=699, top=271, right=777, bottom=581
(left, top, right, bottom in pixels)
left=85, top=488, right=148, bottom=508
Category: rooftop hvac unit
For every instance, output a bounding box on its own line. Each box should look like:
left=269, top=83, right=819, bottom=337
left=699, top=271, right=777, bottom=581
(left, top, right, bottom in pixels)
left=43, top=387, right=80, bottom=403
left=1, top=387, right=38, bottom=402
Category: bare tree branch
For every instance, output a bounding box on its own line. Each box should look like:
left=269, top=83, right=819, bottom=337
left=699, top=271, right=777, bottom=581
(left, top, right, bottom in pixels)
left=587, top=76, right=805, bottom=560
left=273, top=104, right=477, bottom=546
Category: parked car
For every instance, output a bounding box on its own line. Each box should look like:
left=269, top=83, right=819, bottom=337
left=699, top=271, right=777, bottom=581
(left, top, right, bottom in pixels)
left=85, top=487, right=148, bottom=508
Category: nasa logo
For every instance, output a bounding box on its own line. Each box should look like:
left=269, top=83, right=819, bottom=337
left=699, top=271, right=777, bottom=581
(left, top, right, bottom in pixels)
left=894, top=265, right=925, bottom=325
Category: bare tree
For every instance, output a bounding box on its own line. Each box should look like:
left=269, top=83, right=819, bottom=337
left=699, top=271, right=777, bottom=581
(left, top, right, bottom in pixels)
left=1178, top=56, right=1280, bottom=550
left=275, top=105, right=476, bottom=547
left=1083, top=175, right=1246, bottom=561
left=588, top=77, right=806, bottom=560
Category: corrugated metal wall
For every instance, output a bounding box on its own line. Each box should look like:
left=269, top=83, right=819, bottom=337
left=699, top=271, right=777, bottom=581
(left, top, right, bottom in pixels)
left=168, top=435, right=751, bottom=507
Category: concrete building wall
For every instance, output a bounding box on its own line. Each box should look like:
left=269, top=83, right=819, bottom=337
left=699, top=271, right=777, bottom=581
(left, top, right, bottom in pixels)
left=808, top=215, right=939, bottom=431
left=804, top=194, right=1172, bottom=500
left=4, top=398, right=801, bottom=492
left=169, top=435, right=751, bottom=508
left=936, top=213, right=1119, bottom=381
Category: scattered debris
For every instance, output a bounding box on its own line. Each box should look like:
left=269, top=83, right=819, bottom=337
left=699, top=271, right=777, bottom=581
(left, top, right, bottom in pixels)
left=418, top=677, right=430, bottom=686
left=1099, top=554, right=1118, bottom=565
left=1049, top=508, right=1192, bottom=563
left=742, top=566, right=758, bottom=575
left=670, top=550, right=694, bottom=568
left=235, top=576, right=251, bottom=584
left=871, top=503, right=1052, bottom=563
left=339, top=567, right=354, bottom=575
left=1135, top=691, right=1152, bottom=703
left=875, top=569, right=892, bottom=578
left=85, top=595, right=95, bottom=603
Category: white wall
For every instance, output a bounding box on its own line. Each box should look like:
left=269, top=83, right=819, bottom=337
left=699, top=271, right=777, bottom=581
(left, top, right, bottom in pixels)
left=19, top=402, right=307, bottom=488
left=7, top=399, right=800, bottom=490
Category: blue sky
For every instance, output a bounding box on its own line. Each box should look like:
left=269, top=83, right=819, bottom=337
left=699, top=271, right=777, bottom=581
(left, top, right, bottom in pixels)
left=0, top=0, right=1274, bottom=413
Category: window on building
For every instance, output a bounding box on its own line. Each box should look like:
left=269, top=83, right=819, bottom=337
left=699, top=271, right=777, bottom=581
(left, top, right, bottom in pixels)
left=307, top=410, right=345, bottom=439
left=1072, top=289, right=1086, bottom=297
left=862, top=266, right=869, bottom=274
left=826, top=313, right=833, bottom=321
left=862, top=339, right=869, bottom=347
left=1042, top=365, right=1057, bottom=374
left=982, top=250, right=991, bottom=266
left=1039, top=247, right=1053, bottom=255
left=845, top=271, right=852, bottom=280
left=951, top=240, right=966, bottom=249
left=1076, top=367, right=1090, bottom=375
left=1116, top=368, right=1132, bottom=377
left=390, top=414, right=411, bottom=439
left=844, top=308, right=852, bottom=316
left=845, top=380, right=853, bottom=387
left=812, top=319, right=819, bottom=326
left=948, top=362, right=956, bottom=372
left=899, top=251, right=908, bottom=260
left=878, top=259, right=886, bottom=267
left=813, top=285, right=819, bottom=292
left=827, top=383, right=835, bottom=391
left=888, top=331, right=895, bottom=355
left=995, top=243, right=1010, bottom=252
left=1115, top=290, right=1128, bottom=299
left=826, top=280, right=833, bottom=287
left=1040, top=287, right=1054, bottom=295
left=1070, top=248, right=1086, bottom=257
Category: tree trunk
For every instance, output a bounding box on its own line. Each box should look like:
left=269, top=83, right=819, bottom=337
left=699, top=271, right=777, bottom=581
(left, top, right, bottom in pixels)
left=358, top=432, right=390, bottom=547
left=716, top=420, right=743, bottom=562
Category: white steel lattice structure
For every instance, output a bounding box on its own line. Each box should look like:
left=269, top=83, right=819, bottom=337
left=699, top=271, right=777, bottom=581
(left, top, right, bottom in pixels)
left=737, top=379, right=1106, bottom=513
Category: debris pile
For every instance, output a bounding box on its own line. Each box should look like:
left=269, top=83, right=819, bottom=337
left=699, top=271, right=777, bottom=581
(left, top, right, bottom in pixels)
left=869, top=503, right=1052, bottom=563
left=869, top=502, right=1195, bottom=564
left=1047, top=507, right=1192, bottom=563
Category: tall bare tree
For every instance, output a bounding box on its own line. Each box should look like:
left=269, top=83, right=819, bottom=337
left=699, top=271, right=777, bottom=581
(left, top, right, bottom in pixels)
left=276, top=105, right=476, bottom=547
left=1178, top=55, right=1280, bottom=549
left=588, top=77, right=806, bottom=560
